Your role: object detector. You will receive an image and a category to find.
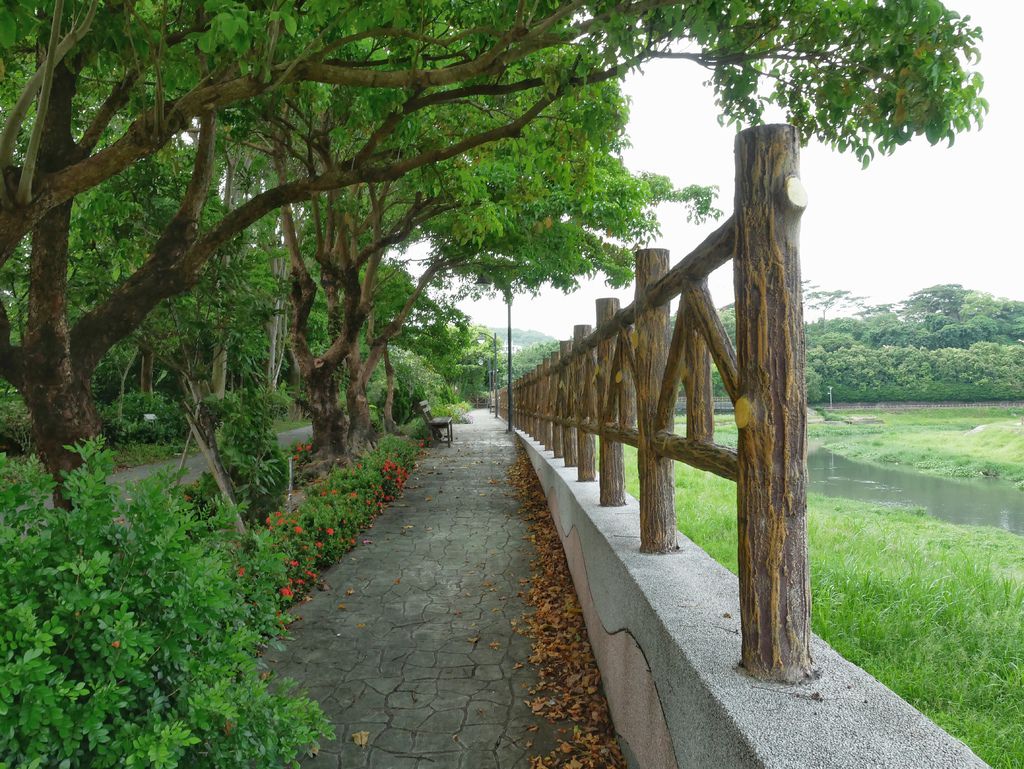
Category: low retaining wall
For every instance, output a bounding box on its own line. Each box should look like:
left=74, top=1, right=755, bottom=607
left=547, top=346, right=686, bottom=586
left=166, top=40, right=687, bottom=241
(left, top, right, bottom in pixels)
left=517, top=430, right=988, bottom=769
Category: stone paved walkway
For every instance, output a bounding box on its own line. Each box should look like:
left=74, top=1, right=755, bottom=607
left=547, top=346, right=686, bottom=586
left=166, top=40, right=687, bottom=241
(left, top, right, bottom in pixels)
left=265, top=411, right=564, bottom=768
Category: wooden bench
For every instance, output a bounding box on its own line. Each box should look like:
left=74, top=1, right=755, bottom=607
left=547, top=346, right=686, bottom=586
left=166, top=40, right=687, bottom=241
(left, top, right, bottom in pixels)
left=417, top=400, right=453, bottom=446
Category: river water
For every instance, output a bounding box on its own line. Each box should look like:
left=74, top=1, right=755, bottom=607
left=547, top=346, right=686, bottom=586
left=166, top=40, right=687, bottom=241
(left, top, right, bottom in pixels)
left=807, top=446, right=1024, bottom=536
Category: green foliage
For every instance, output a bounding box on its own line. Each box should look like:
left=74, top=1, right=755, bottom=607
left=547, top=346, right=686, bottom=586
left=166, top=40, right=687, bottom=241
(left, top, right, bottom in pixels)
left=368, top=348, right=450, bottom=426
left=0, top=443, right=330, bottom=769
left=216, top=389, right=288, bottom=520
left=99, top=393, right=187, bottom=447
left=431, top=401, right=473, bottom=423
left=807, top=342, right=1024, bottom=403
left=512, top=341, right=561, bottom=380
left=0, top=396, right=32, bottom=454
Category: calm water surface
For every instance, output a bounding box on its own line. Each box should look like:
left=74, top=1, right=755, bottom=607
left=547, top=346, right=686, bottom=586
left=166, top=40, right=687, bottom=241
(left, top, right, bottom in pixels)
left=807, top=446, right=1024, bottom=536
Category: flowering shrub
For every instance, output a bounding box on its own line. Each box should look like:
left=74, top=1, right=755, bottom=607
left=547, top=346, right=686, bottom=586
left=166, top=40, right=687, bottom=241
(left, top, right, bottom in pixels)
left=0, top=441, right=330, bottom=769
left=289, top=439, right=314, bottom=468
left=269, top=435, right=418, bottom=603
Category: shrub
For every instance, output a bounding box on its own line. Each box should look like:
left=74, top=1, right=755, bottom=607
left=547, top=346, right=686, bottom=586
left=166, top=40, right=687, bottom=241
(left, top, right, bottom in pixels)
left=217, top=388, right=288, bottom=521
left=432, top=400, right=473, bottom=423
left=0, top=442, right=330, bottom=769
left=99, top=392, right=188, bottom=447
left=0, top=396, right=33, bottom=454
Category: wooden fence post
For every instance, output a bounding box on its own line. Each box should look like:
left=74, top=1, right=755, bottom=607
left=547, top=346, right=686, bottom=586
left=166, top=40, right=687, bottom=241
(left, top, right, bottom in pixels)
left=635, top=248, right=676, bottom=553
left=574, top=324, right=596, bottom=482
left=683, top=298, right=714, bottom=442
left=560, top=339, right=577, bottom=468
left=733, top=123, right=813, bottom=682
left=539, top=359, right=552, bottom=449
left=596, top=298, right=625, bottom=505
left=550, top=351, right=564, bottom=458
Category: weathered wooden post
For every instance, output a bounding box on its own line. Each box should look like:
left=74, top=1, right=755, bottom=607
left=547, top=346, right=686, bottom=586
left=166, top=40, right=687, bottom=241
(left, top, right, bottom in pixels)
left=733, top=123, right=813, bottom=682
left=539, top=359, right=552, bottom=449
left=574, top=324, right=596, bottom=482
left=635, top=248, right=676, bottom=553
left=549, top=351, right=564, bottom=458
left=560, top=339, right=577, bottom=468
left=596, top=298, right=626, bottom=505
left=683, top=299, right=714, bottom=442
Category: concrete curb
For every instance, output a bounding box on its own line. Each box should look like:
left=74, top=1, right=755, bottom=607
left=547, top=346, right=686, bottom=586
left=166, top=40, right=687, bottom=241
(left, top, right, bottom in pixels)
left=517, top=430, right=989, bottom=769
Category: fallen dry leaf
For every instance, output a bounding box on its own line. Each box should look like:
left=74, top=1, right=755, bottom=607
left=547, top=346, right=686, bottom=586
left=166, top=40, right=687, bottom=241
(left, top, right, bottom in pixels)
left=355, top=623, right=366, bottom=629
left=508, top=446, right=626, bottom=769
left=488, top=641, right=501, bottom=650
left=345, top=588, right=355, bottom=596
left=352, top=731, right=369, bottom=748
left=337, top=603, right=346, bottom=610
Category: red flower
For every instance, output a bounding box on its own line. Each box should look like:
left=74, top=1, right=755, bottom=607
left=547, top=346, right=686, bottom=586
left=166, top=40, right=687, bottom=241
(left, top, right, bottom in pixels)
left=315, top=541, right=323, bottom=548
left=289, top=560, right=299, bottom=567
left=237, top=567, right=246, bottom=577
left=280, top=587, right=293, bottom=597
left=326, top=528, right=335, bottom=535
left=294, top=526, right=303, bottom=533
left=111, top=640, right=121, bottom=649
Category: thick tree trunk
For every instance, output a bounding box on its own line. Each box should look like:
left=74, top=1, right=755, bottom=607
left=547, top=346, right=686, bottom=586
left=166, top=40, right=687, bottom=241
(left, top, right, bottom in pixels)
left=306, top=365, right=348, bottom=460
left=345, top=348, right=377, bottom=452
left=383, top=346, right=397, bottom=433
left=22, top=373, right=101, bottom=487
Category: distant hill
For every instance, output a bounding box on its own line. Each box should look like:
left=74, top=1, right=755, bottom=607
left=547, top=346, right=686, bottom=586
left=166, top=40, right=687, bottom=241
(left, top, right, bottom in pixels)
left=489, top=328, right=556, bottom=352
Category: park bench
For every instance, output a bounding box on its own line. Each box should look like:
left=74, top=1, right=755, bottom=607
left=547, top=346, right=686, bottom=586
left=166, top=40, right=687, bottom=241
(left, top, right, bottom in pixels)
left=417, top=400, right=453, bottom=446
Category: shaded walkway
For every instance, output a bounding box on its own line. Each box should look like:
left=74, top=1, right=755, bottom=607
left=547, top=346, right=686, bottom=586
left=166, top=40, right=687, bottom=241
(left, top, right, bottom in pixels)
left=265, top=411, right=565, bottom=768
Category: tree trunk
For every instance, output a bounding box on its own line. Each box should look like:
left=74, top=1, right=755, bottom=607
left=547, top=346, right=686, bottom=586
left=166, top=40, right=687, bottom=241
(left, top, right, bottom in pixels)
left=383, top=345, right=397, bottom=433
left=345, top=346, right=377, bottom=452
left=210, top=345, right=227, bottom=399
left=17, top=61, right=100, bottom=495
left=306, top=365, right=348, bottom=461
left=22, top=373, right=101, bottom=492
left=140, top=348, right=154, bottom=393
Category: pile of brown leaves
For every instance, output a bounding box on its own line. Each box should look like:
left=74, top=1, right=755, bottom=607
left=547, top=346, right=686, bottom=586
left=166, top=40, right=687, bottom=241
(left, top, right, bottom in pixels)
left=509, top=448, right=626, bottom=769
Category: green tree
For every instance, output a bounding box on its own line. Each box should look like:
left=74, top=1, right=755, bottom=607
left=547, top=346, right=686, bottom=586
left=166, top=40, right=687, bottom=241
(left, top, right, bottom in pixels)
left=0, top=0, right=988, bottom=482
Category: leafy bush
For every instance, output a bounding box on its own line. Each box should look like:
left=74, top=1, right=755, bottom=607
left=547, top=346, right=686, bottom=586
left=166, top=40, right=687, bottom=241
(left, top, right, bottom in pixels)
left=99, top=392, right=187, bottom=447
left=0, top=397, right=33, bottom=454
left=432, top=400, right=473, bottom=423
left=217, top=388, right=288, bottom=521
left=267, top=435, right=418, bottom=603
left=0, top=442, right=330, bottom=769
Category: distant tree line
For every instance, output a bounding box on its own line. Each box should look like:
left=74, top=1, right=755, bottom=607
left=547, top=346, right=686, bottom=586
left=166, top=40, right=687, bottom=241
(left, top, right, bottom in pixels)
left=706, top=284, right=1024, bottom=403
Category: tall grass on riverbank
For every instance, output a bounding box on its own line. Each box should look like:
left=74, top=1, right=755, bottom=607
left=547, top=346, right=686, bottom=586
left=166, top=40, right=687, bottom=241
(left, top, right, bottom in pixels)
left=623, top=450, right=1024, bottom=768
left=810, top=407, right=1024, bottom=487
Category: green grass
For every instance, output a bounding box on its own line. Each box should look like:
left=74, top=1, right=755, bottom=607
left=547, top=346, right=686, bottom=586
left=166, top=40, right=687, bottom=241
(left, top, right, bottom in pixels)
left=809, top=407, right=1024, bottom=487
left=623, top=448, right=1024, bottom=768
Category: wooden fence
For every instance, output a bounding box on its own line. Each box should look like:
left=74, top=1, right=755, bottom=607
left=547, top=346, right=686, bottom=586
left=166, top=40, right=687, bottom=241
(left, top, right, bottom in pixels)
left=498, top=124, right=812, bottom=683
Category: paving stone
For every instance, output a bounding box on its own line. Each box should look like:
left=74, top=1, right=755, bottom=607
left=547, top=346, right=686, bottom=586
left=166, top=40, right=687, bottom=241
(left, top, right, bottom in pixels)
left=265, top=413, right=571, bottom=767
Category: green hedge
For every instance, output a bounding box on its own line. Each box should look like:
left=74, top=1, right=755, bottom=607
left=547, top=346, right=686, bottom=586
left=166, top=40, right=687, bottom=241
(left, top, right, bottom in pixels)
left=0, top=442, right=328, bottom=769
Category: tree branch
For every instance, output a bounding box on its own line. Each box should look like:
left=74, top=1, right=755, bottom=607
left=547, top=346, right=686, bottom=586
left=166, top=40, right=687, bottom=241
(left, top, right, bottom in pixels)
left=71, top=110, right=218, bottom=371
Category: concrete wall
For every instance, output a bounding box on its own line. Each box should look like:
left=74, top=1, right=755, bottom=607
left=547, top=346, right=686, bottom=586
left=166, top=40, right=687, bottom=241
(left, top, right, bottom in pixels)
left=517, top=430, right=989, bottom=769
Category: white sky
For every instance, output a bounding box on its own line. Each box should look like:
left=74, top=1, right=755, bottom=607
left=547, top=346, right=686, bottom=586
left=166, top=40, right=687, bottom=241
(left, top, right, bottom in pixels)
left=456, top=0, right=1023, bottom=339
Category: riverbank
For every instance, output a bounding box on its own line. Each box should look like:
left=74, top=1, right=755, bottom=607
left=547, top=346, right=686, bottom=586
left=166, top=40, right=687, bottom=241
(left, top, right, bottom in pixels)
left=809, top=407, right=1024, bottom=488
left=622, top=450, right=1024, bottom=769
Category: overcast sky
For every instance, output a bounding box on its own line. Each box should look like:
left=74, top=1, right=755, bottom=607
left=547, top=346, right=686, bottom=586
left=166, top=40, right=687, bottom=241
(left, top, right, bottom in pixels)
left=456, top=0, right=1022, bottom=339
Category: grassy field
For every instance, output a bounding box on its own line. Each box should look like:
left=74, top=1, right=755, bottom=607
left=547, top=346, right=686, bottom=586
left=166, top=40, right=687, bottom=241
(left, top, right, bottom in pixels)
left=622, top=447, right=1024, bottom=768
left=809, top=407, right=1024, bottom=487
